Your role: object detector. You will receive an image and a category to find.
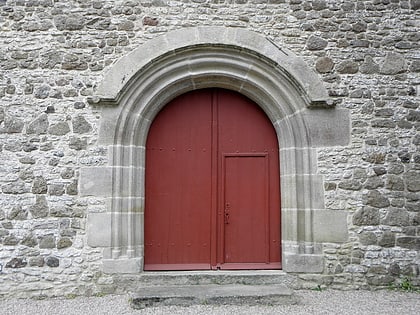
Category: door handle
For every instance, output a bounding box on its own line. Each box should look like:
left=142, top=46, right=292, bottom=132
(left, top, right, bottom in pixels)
left=224, top=202, right=230, bottom=224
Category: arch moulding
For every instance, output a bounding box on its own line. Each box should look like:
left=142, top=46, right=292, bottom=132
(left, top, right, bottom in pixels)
left=82, top=27, right=350, bottom=274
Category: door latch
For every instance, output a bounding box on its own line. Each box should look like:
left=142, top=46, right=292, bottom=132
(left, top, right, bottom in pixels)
left=224, top=202, right=230, bottom=224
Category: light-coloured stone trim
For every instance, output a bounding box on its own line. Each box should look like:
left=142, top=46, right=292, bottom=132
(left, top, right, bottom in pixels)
left=86, top=27, right=350, bottom=274
left=89, top=27, right=330, bottom=108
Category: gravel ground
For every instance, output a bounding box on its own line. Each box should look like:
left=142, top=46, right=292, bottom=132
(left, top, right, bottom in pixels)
left=1, top=290, right=419, bottom=315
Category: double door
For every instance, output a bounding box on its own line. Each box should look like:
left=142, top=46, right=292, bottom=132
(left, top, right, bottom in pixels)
left=144, top=88, right=281, bottom=270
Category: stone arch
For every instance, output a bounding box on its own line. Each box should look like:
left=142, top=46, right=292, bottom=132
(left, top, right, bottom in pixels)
left=83, top=27, right=350, bottom=273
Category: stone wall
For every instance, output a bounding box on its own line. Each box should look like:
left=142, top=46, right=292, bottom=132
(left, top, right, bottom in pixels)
left=0, top=0, right=419, bottom=297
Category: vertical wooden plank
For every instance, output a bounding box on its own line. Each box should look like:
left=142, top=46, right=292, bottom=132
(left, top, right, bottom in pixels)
left=144, top=90, right=213, bottom=270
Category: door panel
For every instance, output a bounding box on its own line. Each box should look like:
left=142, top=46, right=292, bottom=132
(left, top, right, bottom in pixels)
left=217, top=89, right=281, bottom=267
left=144, top=90, right=213, bottom=270
left=144, top=88, right=281, bottom=270
left=223, top=154, right=268, bottom=264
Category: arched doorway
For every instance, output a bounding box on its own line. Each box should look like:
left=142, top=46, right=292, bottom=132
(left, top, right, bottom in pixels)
left=84, top=27, right=349, bottom=274
left=144, top=89, right=281, bottom=270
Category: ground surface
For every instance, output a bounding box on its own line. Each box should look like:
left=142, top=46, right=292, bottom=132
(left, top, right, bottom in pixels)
left=1, top=290, right=419, bottom=315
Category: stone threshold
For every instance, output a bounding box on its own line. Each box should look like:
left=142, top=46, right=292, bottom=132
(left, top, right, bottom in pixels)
left=130, top=284, right=297, bottom=309
left=134, top=270, right=293, bottom=286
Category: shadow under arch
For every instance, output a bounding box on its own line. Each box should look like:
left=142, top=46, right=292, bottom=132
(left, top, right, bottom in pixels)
left=84, top=27, right=350, bottom=273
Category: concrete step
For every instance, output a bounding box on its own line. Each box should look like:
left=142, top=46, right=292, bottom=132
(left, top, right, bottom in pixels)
left=130, top=284, right=298, bottom=309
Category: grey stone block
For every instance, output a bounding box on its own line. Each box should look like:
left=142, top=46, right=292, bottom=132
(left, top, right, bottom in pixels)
left=87, top=212, right=111, bottom=247
left=79, top=167, right=112, bottom=196
left=302, top=108, right=351, bottom=147
left=283, top=254, right=324, bottom=273
left=313, top=210, right=348, bottom=243
left=353, top=207, right=380, bottom=226
left=281, top=175, right=325, bottom=210
left=103, top=258, right=142, bottom=273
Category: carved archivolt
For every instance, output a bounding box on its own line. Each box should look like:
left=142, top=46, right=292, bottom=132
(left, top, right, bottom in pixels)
left=86, top=27, right=343, bottom=273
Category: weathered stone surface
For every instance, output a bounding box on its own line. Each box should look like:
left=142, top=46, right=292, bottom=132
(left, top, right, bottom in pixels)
left=61, top=168, right=74, bottom=179
left=366, top=274, right=394, bottom=286
left=336, top=61, right=359, bottom=74
left=412, top=212, right=420, bottom=225
left=396, top=237, right=419, bottom=250
left=378, top=231, right=395, bottom=247
left=29, top=256, right=44, bottom=267
left=1, top=180, right=30, bottom=194
left=39, top=235, right=56, bottom=248
left=366, top=190, right=390, bottom=208
left=118, top=20, right=135, bottom=31
left=22, top=142, right=38, bottom=152
left=380, top=52, right=407, bottom=75
left=29, top=195, right=49, bottom=218
left=143, top=16, right=158, bottom=26
left=66, top=180, right=78, bottom=195
left=69, top=136, right=87, bottom=150
left=0, top=116, right=24, bottom=133
left=410, top=60, right=420, bottom=72
left=359, top=231, right=377, bottom=245
left=55, top=15, right=85, bottom=31
left=388, top=164, right=404, bottom=175
left=315, top=57, right=334, bottom=73
left=388, top=263, right=400, bottom=276
left=353, top=207, right=380, bottom=225
left=7, top=205, right=27, bottom=220
left=324, top=182, right=336, bottom=191
left=3, top=235, right=19, bottom=245
left=364, top=177, right=384, bottom=189
left=57, top=237, right=73, bottom=249
left=34, top=85, right=51, bottom=99
left=381, top=208, right=410, bottom=226
left=72, top=115, right=92, bottom=134
left=306, top=35, right=328, bottom=50
left=0, top=228, right=9, bottom=238
left=20, top=157, right=36, bottom=164
left=74, top=101, right=86, bottom=109
left=368, top=266, right=387, bottom=275
left=48, top=122, right=70, bottom=136
left=19, top=168, right=34, bottom=181
left=352, top=21, right=367, bottom=33
left=45, top=256, right=60, bottom=267
left=62, top=54, right=88, bottom=70
left=406, top=201, right=420, bottom=212
left=308, top=0, right=324, bottom=9
left=404, top=171, right=420, bottom=192
left=338, top=179, right=362, bottom=191
left=406, top=110, right=420, bottom=122
left=26, top=113, right=49, bottom=134
left=48, top=184, right=65, bottom=196
left=385, top=175, right=404, bottom=191
left=410, top=0, right=420, bottom=10
left=50, top=206, right=84, bottom=218
left=373, top=167, right=387, bottom=176
left=5, top=257, right=27, bottom=268
left=32, top=176, right=47, bottom=194
left=40, top=51, right=62, bottom=69
left=21, top=234, right=38, bottom=247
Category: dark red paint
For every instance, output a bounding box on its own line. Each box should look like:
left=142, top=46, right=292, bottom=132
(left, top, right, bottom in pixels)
left=144, top=89, right=281, bottom=270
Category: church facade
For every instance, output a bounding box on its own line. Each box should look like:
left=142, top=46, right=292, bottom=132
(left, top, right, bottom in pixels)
left=0, top=0, right=419, bottom=297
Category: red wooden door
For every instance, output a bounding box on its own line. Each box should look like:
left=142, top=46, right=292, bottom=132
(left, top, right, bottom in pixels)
left=144, top=89, right=280, bottom=270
